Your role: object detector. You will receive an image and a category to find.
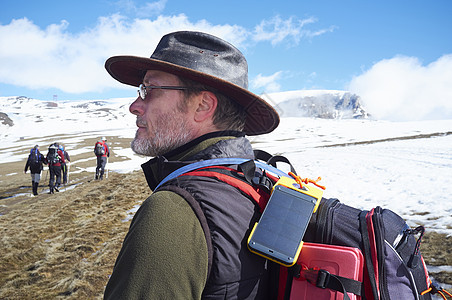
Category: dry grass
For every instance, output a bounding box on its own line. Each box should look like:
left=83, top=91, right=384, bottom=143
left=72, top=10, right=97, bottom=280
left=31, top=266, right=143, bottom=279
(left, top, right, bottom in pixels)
left=0, top=135, right=149, bottom=299
left=0, top=170, right=148, bottom=299
left=0, top=135, right=450, bottom=299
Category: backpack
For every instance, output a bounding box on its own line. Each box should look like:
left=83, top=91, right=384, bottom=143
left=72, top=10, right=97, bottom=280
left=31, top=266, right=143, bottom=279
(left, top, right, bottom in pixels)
left=29, top=148, right=41, bottom=165
left=155, top=151, right=450, bottom=300
left=47, top=144, right=60, bottom=164
left=95, top=142, right=105, bottom=156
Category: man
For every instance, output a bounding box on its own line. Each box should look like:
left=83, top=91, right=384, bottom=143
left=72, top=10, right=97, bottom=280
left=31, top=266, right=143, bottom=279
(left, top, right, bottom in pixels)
left=46, top=142, right=65, bottom=194
left=59, top=144, right=71, bottom=184
left=24, top=144, right=45, bottom=196
left=94, top=137, right=110, bottom=180
left=103, top=31, right=279, bottom=299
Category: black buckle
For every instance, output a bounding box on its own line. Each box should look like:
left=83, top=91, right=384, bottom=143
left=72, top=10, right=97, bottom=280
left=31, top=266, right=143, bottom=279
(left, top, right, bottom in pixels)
left=315, top=269, right=331, bottom=289
left=252, top=175, right=273, bottom=193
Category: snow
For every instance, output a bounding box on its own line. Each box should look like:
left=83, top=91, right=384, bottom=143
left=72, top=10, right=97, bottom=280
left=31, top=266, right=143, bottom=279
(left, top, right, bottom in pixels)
left=1, top=95, right=451, bottom=236
left=253, top=117, right=452, bottom=235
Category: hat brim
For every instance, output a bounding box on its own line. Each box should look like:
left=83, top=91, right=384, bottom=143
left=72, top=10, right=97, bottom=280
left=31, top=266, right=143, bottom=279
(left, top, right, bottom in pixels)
left=105, top=56, right=279, bottom=136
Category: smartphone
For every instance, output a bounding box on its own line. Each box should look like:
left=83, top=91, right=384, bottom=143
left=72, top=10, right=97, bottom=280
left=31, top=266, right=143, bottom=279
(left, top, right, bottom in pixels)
left=247, top=178, right=321, bottom=266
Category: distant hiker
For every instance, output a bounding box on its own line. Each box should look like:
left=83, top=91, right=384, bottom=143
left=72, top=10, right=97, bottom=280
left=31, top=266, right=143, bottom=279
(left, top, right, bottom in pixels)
left=59, top=144, right=71, bottom=184
left=46, top=142, right=65, bottom=194
left=24, top=145, right=45, bottom=196
left=94, top=137, right=109, bottom=180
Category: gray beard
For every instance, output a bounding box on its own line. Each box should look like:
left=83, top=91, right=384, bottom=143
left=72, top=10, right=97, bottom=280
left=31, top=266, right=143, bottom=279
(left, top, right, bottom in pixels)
left=131, top=115, right=193, bottom=157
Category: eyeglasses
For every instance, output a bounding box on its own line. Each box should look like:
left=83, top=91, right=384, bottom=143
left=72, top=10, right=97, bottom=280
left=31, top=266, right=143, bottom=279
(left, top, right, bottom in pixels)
left=137, top=83, right=191, bottom=100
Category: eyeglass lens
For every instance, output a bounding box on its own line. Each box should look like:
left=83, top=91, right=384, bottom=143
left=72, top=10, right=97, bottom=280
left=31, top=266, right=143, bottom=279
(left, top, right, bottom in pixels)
left=138, top=84, right=147, bottom=99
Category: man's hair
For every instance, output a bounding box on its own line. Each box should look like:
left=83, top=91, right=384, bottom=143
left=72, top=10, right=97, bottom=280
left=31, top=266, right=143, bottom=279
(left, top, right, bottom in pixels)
left=178, top=77, right=246, bottom=132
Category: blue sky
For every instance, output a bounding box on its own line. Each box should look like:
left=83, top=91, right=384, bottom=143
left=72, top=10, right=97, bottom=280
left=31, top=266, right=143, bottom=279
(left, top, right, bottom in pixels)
left=1, top=0, right=452, bottom=120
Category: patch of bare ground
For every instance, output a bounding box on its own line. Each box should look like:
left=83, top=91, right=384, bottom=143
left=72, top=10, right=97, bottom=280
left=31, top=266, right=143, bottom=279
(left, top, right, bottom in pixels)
left=421, top=231, right=452, bottom=285
left=318, top=131, right=452, bottom=148
left=0, top=170, right=148, bottom=299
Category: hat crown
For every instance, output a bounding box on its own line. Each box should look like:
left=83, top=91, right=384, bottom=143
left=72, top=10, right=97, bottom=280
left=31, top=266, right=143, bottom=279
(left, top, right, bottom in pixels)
left=151, top=31, right=248, bottom=89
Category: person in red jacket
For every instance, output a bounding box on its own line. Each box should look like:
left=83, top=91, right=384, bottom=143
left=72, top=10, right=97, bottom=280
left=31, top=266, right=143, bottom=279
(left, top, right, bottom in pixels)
left=94, top=137, right=110, bottom=180
left=46, top=142, right=65, bottom=194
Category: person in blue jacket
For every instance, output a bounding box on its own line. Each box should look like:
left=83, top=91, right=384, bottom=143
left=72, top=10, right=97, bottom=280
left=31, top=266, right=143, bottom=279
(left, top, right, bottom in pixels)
left=24, top=145, right=45, bottom=196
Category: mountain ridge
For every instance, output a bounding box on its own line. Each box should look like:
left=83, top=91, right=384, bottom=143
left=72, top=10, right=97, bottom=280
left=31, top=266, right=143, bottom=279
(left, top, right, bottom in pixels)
left=261, top=90, right=369, bottom=119
left=0, top=90, right=369, bottom=136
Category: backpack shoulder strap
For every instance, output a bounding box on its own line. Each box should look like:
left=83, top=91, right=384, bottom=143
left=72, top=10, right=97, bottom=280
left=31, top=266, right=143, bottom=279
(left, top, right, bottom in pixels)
left=254, top=149, right=298, bottom=175
left=154, top=157, right=290, bottom=191
left=179, top=166, right=271, bottom=212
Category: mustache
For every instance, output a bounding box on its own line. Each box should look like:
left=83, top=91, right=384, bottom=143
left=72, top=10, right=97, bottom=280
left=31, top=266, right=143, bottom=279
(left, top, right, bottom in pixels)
left=136, top=118, right=147, bottom=128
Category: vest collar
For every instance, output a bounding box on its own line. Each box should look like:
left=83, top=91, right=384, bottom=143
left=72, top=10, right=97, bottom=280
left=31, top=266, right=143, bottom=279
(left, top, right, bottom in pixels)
left=141, top=131, right=254, bottom=191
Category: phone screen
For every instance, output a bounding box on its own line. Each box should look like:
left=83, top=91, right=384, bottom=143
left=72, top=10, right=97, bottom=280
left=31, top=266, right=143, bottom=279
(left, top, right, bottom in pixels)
left=248, top=184, right=317, bottom=266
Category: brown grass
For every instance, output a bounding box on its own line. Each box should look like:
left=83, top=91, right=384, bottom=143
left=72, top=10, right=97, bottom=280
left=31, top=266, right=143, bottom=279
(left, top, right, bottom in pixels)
left=0, top=136, right=149, bottom=299
left=0, top=170, right=148, bottom=299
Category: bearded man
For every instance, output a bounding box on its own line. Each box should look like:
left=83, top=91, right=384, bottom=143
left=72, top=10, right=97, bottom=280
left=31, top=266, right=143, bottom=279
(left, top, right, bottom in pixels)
left=104, top=31, right=279, bottom=299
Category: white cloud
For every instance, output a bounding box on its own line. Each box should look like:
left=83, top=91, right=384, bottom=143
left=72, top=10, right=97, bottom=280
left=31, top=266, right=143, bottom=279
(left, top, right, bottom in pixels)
left=253, top=15, right=335, bottom=46
left=0, top=13, right=314, bottom=94
left=308, top=72, right=317, bottom=78
left=348, top=55, right=452, bottom=121
left=251, top=71, right=283, bottom=93
left=140, top=0, right=167, bottom=17
left=114, top=0, right=168, bottom=18
left=0, top=15, right=247, bottom=93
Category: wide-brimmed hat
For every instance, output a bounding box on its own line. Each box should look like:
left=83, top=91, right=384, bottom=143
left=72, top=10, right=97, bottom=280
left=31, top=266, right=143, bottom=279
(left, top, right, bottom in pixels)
left=105, top=31, right=279, bottom=135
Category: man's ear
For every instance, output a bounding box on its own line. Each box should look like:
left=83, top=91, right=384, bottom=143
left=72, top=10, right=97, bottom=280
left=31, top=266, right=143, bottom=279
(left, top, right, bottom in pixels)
left=194, top=91, right=217, bottom=122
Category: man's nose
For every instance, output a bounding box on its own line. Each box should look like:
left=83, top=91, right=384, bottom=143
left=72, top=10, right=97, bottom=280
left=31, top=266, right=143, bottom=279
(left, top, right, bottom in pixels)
left=129, top=97, right=144, bottom=116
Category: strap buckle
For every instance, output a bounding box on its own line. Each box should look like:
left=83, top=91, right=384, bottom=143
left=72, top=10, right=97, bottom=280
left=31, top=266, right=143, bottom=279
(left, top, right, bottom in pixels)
left=299, top=267, right=331, bottom=289
left=315, top=269, right=331, bottom=289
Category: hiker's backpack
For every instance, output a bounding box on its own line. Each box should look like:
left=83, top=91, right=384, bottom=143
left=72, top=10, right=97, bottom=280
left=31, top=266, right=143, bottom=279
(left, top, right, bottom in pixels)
left=299, top=199, right=433, bottom=300
left=95, top=142, right=105, bottom=156
left=47, top=144, right=60, bottom=165
left=29, top=148, right=41, bottom=165
left=154, top=151, right=450, bottom=300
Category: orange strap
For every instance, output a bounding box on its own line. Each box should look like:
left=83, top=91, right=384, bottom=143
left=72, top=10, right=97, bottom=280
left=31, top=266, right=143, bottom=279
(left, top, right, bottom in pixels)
left=421, top=284, right=452, bottom=299
left=288, top=172, right=326, bottom=190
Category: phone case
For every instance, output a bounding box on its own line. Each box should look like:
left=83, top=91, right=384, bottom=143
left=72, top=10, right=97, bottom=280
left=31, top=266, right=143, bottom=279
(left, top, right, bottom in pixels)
left=247, top=184, right=318, bottom=266
left=290, top=242, right=364, bottom=300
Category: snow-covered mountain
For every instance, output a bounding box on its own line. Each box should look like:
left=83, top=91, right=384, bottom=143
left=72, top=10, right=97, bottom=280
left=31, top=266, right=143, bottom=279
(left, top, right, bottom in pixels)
left=0, top=90, right=368, bottom=141
left=0, top=96, right=135, bottom=143
left=261, top=90, right=369, bottom=119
